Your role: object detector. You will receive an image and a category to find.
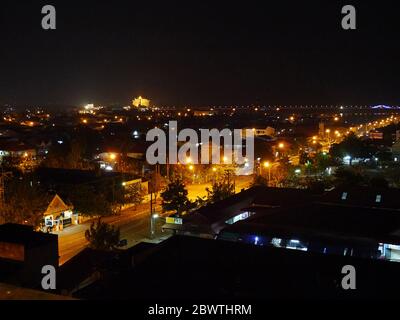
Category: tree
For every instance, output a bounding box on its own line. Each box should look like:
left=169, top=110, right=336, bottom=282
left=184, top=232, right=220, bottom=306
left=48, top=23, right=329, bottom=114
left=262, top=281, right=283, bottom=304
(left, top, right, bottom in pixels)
left=85, top=218, right=120, bottom=251
left=369, top=176, right=389, bottom=189
left=251, top=174, right=269, bottom=187
left=333, top=166, right=365, bottom=187
left=67, top=184, right=113, bottom=217
left=304, top=178, right=330, bottom=194
left=206, top=180, right=235, bottom=203
left=314, top=152, right=333, bottom=173
left=161, top=179, right=192, bottom=216
left=0, top=176, right=48, bottom=227
left=42, top=128, right=98, bottom=170
left=273, top=157, right=293, bottom=187
left=330, top=133, right=376, bottom=164
left=124, top=183, right=146, bottom=209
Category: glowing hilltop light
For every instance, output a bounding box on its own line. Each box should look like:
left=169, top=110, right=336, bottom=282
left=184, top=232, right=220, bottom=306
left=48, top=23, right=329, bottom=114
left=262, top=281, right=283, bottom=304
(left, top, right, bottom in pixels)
left=80, top=104, right=102, bottom=114
left=132, top=96, right=150, bottom=109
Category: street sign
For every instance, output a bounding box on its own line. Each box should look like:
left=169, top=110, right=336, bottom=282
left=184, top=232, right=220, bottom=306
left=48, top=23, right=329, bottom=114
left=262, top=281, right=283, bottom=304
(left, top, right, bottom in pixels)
left=166, top=217, right=183, bottom=225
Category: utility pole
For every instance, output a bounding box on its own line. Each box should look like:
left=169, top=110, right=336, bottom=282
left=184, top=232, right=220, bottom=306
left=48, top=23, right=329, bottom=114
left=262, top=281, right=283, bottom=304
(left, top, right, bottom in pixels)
left=0, top=170, right=12, bottom=209
left=0, top=174, right=5, bottom=209
left=166, top=155, right=170, bottom=181
left=150, top=189, right=153, bottom=238
left=149, top=166, right=159, bottom=239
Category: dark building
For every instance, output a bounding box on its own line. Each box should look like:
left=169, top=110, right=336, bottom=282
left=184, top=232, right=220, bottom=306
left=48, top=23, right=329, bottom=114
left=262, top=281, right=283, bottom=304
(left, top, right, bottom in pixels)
left=57, top=186, right=400, bottom=300
left=67, top=235, right=400, bottom=300
left=0, top=224, right=58, bottom=289
left=162, top=186, right=317, bottom=238
left=219, top=203, right=400, bottom=262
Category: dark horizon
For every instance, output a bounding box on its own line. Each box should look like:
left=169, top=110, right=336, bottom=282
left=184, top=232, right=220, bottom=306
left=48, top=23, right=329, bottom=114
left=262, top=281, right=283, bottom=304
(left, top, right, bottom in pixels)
left=1, top=0, right=400, bottom=107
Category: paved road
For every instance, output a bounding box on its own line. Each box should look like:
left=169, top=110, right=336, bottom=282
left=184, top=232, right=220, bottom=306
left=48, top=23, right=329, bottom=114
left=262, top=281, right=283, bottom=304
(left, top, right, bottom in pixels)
left=57, top=175, right=254, bottom=265
left=56, top=204, right=161, bottom=265
left=185, top=175, right=253, bottom=201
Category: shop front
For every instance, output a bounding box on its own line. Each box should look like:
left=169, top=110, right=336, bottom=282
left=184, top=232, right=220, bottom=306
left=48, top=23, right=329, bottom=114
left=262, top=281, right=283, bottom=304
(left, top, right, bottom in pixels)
left=42, top=194, right=79, bottom=232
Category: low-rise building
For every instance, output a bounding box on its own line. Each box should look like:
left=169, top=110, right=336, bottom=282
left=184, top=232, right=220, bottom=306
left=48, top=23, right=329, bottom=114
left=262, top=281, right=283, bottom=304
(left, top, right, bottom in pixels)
left=41, top=194, right=78, bottom=232
left=0, top=224, right=58, bottom=289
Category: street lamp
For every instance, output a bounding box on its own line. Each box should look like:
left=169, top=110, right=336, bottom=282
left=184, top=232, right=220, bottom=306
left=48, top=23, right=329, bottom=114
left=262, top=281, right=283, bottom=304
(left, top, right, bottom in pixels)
left=150, top=213, right=159, bottom=238
left=189, top=165, right=195, bottom=183
left=263, top=161, right=271, bottom=184
left=325, top=129, right=331, bottom=146
left=211, top=167, right=217, bottom=183
left=109, top=153, right=117, bottom=161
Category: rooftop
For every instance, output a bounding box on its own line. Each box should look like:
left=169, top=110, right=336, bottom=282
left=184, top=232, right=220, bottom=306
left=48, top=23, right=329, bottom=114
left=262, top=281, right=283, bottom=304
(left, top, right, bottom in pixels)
left=222, top=203, right=400, bottom=245
left=0, top=224, right=58, bottom=249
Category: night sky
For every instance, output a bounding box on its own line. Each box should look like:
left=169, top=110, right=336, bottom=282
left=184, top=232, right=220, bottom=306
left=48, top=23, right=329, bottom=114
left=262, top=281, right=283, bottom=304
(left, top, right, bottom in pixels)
left=1, top=0, right=400, bottom=107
